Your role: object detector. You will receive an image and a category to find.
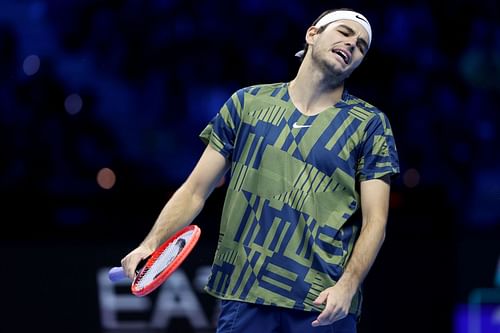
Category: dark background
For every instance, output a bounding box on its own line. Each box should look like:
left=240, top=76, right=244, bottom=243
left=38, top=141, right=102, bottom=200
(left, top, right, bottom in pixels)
left=1, top=0, right=499, bottom=332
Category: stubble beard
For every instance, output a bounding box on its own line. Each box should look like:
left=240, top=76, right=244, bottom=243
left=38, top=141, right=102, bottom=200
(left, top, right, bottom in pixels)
left=310, top=48, right=350, bottom=88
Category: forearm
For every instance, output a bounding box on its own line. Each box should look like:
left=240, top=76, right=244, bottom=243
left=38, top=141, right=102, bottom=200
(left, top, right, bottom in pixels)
left=120, top=145, right=228, bottom=279
left=138, top=145, right=229, bottom=251
left=311, top=213, right=388, bottom=326
left=140, top=182, right=205, bottom=251
left=337, top=215, right=386, bottom=293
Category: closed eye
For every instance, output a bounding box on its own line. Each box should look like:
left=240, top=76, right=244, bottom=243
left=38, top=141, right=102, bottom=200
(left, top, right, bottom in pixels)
left=337, top=25, right=368, bottom=54
left=357, top=41, right=367, bottom=54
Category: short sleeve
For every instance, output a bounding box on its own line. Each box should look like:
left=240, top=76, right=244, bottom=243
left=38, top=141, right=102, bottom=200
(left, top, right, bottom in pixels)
left=199, top=88, right=245, bottom=160
left=357, top=112, right=400, bottom=181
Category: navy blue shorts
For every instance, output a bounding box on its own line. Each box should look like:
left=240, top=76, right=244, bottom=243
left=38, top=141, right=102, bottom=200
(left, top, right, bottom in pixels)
left=215, top=300, right=357, bottom=333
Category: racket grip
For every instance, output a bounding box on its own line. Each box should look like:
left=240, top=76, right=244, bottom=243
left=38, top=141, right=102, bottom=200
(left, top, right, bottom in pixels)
left=108, top=266, right=128, bottom=282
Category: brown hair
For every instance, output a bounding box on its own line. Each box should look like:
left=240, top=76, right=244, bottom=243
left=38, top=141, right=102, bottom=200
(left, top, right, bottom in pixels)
left=297, top=8, right=356, bottom=61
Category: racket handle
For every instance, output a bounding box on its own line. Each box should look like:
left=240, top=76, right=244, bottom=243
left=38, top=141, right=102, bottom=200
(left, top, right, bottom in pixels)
left=108, top=256, right=150, bottom=282
left=108, top=266, right=128, bottom=282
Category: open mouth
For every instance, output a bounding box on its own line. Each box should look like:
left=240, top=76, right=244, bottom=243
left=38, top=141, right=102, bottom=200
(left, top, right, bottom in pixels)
left=333, top=49, right=349, bottom=64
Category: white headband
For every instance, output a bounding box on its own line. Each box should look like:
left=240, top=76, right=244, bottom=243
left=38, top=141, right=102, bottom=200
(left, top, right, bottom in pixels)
left=295, top=10, right=372, bottom=58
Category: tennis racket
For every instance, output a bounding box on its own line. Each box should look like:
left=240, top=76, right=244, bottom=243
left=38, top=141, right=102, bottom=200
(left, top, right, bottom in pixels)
left=108, top=224, right=201, bottom=297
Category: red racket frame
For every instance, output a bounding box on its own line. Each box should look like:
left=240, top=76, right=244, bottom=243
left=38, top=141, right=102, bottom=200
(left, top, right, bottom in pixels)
left=131, top=224, right=201, bottom=296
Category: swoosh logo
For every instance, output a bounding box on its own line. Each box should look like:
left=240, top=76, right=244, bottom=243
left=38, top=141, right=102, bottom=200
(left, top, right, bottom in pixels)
left=292, top=122, right=312, bottom=129
left=355, top=14, right=368, bottom=23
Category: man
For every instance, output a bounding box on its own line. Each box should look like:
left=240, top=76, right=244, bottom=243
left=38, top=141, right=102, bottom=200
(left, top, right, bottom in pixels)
left=120, top=8, right=400, bottom=333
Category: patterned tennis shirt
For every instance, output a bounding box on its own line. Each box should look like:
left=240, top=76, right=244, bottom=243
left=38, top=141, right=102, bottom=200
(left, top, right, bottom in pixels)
left=199, top=82, right=400, bottom=317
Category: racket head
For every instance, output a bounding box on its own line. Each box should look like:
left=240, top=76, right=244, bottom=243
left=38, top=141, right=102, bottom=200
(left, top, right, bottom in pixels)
left=131, top=224, right=201, bottom=297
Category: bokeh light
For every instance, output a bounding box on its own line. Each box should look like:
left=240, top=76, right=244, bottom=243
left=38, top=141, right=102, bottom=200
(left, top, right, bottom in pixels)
left=96, top=167, right=116, bottom=190
left=22, top=54, right=40, bottom=76
left=64, top=93, right=83, bottom=115
left=403, top=168, right=420, bottom=188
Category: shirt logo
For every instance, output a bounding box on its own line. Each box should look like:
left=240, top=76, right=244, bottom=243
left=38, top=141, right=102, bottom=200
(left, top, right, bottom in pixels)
left=292, top=122, right=312, bottom=129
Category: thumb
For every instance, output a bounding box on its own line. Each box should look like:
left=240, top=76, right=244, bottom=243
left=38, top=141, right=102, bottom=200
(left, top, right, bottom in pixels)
left=313, top=291, right=329, bottom=305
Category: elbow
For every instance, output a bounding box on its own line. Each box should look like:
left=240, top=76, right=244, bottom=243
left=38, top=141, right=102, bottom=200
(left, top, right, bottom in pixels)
left=375, top=220, right=387, bottom=244
left=192, top=192, right=206, bottom=211
left=380, top=229, right=386, bottom=244
left=178, top=182, right=207, bottom=212
left=360, top=217, right=387, bottom=245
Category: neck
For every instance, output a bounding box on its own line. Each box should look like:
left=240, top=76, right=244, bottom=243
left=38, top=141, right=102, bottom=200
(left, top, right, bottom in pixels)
left=288, top=58, right=345, bottom=116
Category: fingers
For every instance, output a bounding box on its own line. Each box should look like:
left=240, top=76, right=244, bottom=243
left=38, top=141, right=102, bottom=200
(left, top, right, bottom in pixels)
left=311, top=290, right=331, bottom=326
left=312, top=305, right=334, bottom=327
left=120, top=256, right=136, bottom=280
left=311, top=291, right=349, bottom=327
left=313, top=290, right=328, bottom=306
left=121, top=252, right=145, bottom=280
left=311, top=307, right=348, bottom=327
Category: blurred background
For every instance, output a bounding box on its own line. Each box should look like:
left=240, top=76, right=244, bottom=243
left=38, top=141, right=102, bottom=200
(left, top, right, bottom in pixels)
left=1, top=0, right=499, bottom=332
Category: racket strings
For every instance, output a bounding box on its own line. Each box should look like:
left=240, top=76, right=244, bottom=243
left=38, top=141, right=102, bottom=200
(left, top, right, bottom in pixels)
left=135, top=230, right=193, bottom=289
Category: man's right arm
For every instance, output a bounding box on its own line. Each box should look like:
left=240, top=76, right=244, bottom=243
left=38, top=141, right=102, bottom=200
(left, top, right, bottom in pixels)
left=120, top=144, right=230, bottom=279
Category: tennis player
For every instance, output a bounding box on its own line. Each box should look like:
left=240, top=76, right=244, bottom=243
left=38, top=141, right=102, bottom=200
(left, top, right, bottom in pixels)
left=120, top=8, right=400, bottom=332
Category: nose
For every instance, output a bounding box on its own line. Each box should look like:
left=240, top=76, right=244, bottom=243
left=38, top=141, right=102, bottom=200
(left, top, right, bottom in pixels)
left=344, top=35, right=360, bottom=52
left=344, top=39, right=356, bottom=52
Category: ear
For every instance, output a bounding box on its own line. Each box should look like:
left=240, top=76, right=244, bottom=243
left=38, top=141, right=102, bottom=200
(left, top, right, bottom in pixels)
left=305, top=26, right=320, bottom=46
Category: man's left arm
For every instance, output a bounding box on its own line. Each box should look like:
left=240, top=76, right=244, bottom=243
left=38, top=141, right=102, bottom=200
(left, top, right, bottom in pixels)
left=312, top=175, right=391, bottom=327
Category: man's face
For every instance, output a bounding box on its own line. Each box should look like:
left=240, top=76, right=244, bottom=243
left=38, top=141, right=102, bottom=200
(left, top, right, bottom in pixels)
left=309, top=19, right=370, bottom=80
